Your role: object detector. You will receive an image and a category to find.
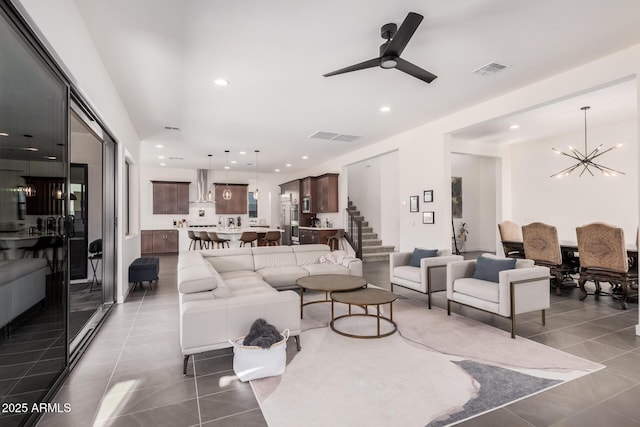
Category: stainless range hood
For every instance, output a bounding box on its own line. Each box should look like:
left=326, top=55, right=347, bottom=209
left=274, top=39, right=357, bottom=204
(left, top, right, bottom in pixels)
left=190, top=169, right=215, bottom=204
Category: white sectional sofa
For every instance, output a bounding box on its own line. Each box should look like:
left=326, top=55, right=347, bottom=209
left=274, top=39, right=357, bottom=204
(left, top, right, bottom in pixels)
left=178, top=244, right=362, bottom=374
left=0, top=258, right=47, bottom=331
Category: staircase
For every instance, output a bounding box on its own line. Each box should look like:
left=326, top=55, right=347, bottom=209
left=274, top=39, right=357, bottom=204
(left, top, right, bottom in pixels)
left=347, top=201, right=395, bottom=262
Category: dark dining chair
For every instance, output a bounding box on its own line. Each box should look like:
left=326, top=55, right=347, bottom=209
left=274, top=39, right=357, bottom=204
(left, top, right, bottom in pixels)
left=522, top=222, right=578, bottom=295
left=576, top=222, right=638, bottom=310
left=187, top=230, right=202, bottom=250
left=260, top=231, right=281, bottom=246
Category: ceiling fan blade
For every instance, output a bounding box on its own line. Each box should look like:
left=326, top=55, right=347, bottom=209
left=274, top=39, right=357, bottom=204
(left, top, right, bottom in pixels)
left=382, top=12, right=423, bottom=57
left=395, top=58, right=437, bottom=83
left=323, top=58, right=380, bottom=77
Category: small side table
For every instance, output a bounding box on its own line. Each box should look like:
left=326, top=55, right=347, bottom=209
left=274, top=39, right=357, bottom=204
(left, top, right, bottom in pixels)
left=330, top=288, right=397, bottom=339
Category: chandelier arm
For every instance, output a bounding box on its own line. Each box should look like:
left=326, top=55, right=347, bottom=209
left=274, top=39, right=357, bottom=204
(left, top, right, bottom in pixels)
left=555, top=150, right=584, bottom=162
left=588, top=145, right=618, bottom=160
left=593, top=163, right=626, bottom=176
left=550, top=162, right=583, bottom=178
left=578, top=164, right=594, bottom=177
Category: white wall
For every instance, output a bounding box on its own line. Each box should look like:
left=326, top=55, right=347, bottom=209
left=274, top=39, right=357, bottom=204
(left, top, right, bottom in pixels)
left=451, top=153, right=497, bottom=252
left=18, top=0, right=142, bottom=303
left=380, top=151, right=400, bottom=249
left=510, top=117, right=638, bottom=242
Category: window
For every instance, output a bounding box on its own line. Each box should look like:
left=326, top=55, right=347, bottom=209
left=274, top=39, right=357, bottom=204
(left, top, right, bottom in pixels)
left=124, top=160, right=130, bottom=235
left=248, top=191, right=258, bottom=218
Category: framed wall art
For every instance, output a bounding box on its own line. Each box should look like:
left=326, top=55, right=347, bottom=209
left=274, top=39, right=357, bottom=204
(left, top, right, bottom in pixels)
left=410, top=196, right=419, bottom=212
left=422, top=211, right=435, bottom=224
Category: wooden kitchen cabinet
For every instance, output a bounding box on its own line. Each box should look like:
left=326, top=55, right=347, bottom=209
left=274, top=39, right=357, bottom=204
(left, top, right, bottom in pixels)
left=299, top=228, right=342, bottom=245
left=316, top=173, right=338, bottom=213
left=214, top=183, right=248, bottom=214
left=141, top=229, right=178, bottom=254
left=141, top=230, right=154, bottom=254
left=152, top=181, right=190, bottom=214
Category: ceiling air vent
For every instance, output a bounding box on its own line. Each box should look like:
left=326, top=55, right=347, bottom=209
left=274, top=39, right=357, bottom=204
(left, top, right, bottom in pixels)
left=472, top=62, right=508, bottom=76
left=309, top=131, right=362, bottom=142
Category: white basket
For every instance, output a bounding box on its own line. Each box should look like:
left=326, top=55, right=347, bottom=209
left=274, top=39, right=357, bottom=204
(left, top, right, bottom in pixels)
left=230, top=329, right=289, bottom=382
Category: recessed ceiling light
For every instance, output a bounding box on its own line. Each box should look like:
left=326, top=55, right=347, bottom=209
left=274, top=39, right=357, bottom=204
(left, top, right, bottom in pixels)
left=275, top=169, right=281, bottom=172
left=509, top=124, right=520, bottom=129
left=214, top=79, right=229, bottom=86
left=231, top=160, right=237, bottom=164
left=160, top=163, right=166, bottom=166
left=22, top=147, right=38, bottom=152
left=301, top=155, right=308, bottom=160
left=285, top=164, right=292, bottom=167
left=158, top=155, right=165, bottom=159
left=224, top=166, right=230, bottom=170
left=380, top=106, right=391, bottom=113
left=0, top=132, right=8, bottom=137
left=155, top=144, right=164, bottom=148
left=239, top=151, right=246, bottom=155
left=44, top=156, right=56, bottom=160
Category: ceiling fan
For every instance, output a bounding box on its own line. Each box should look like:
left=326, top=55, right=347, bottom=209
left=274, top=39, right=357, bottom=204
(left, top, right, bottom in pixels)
left=323, top=12, right=437, bottom=84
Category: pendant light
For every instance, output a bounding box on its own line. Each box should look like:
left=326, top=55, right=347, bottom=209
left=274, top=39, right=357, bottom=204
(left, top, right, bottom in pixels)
left=206, top=154, right=213, bottom=201
left=23, top=136, right=37, bottom=197
left=254, top=150, right=260, bottom=200
left=551, top=106, right=625, bottom=178
left=222, top=150, right=232, bottom=200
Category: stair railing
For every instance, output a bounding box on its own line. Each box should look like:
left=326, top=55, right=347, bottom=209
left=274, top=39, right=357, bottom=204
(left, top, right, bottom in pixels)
left=345, top=202, right=363, bottom=259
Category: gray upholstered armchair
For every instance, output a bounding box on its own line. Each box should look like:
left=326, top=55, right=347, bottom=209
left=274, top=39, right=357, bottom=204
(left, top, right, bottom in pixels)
left=446, top=254, right=550, bottom=338
left=390, top=249, right=463, bottom=308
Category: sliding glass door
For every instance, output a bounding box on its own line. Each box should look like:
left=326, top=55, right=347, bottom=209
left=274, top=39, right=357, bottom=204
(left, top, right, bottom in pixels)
left=0, top=4, right=69, bottom=426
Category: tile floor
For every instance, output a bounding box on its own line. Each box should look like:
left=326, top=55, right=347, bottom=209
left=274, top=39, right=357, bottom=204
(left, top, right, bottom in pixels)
left=36, top=254, right=640, bottom=427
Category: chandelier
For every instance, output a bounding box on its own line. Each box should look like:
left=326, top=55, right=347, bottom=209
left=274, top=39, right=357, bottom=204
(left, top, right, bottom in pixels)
left=551, top=106, right=624, bottom=178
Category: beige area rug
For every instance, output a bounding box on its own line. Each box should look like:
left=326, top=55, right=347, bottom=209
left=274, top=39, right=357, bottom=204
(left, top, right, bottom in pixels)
left=251, top=293, right=603, bottom=427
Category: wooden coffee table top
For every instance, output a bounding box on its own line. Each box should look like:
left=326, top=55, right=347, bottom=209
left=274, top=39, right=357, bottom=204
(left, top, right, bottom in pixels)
left=330, top=288, right=397, bottom=306
left=296, top=274, right=367, bottom=292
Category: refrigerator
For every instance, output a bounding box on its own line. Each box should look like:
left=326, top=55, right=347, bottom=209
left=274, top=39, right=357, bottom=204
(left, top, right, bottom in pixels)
left=280, top=193, right=292, bottom=245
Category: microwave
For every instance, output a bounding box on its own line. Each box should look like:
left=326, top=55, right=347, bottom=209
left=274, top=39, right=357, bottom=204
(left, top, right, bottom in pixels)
left=302, top=196, right=312, bottom=213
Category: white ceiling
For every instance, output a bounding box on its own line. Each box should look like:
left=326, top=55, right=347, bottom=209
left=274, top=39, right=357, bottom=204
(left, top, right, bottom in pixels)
left=72, top=0, right=640, bottom=173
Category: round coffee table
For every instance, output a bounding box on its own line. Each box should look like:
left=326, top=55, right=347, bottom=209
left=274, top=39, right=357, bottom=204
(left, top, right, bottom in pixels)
left=296, top=274, right=367, bottom=318
left=330, top=288, right=397, bottom=339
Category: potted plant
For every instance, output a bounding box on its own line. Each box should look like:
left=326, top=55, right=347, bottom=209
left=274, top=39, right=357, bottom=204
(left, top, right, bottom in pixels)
left=455, top=222, right=469, bottom=252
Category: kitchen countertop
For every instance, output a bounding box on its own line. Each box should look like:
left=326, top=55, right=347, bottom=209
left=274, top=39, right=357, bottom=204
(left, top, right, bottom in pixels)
left=298, top=226, right=342, bottom=230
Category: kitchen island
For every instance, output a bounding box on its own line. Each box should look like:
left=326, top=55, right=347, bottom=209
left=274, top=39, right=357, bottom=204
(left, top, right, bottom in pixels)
left=298, top=227, right=343, bottom=246
left=178, top=227, right=283, bottom=250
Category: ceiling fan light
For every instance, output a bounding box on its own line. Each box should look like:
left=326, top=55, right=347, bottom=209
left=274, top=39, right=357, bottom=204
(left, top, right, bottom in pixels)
left=380, top=56, right=397, bottom=69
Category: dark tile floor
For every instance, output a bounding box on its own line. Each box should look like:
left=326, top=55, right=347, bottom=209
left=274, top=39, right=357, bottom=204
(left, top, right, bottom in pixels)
left=37, top=254, right=640, bottom=427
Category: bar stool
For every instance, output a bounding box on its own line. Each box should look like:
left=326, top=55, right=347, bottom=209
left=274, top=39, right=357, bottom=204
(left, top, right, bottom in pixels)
left=187, top=230, right=202, bottom=250
left=199, top=231, right=213, bottom=249
left=207, top=231, right=230, bottom=248
left=261, top=231, right=281, bottom=246
left=88, top=238, right=102, bottom=292
left=327, top=229, right=345, bottom=251
left=0, top=242, right=8, bottom=260
left=239, top=232, right=258, bottom=247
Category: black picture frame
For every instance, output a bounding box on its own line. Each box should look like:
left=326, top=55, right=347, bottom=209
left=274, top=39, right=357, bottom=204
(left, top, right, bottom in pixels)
left=423, top=190, right=433, bottom=203
left=422, top=211, right=435, bottom=224
left=410, top=196, right=419, bottom=212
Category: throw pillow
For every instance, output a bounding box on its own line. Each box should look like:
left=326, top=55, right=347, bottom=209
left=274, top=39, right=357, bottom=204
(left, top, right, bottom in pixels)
left=408, top=248, right=438, bottom=267
left=472, top=256, right=516, bottom=283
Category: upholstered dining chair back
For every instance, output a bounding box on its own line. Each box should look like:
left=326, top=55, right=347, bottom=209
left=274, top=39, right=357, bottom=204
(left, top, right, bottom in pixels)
left=522, top=222, right=562, bottom=266
left=498, top=220, right=523, bottom=242
left=576, top=222, right=628, bottom=273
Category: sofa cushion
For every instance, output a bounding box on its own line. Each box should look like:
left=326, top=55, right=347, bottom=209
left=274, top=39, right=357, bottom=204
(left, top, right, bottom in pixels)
left=178, top=265, right=220, bottom=294
left=392, top=265, right=420, bottom=282
left=258, top=266, right=309, bottom=287
left=301, top=264, right=350, bottom=276
left=177, top=251, right=207, bottom=270
left=473, top=256, right=516, bottom=283
left=252, top=246, right=297, bottom=270
left=204, top=248, right=255, bottom=273
left=293, top=244, right=332, bottom=266
left=453, top=277, right=500, bottom=303
left=408, top=248, right=438, bottom=267
left=219, top=270, right=263, bottom=281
